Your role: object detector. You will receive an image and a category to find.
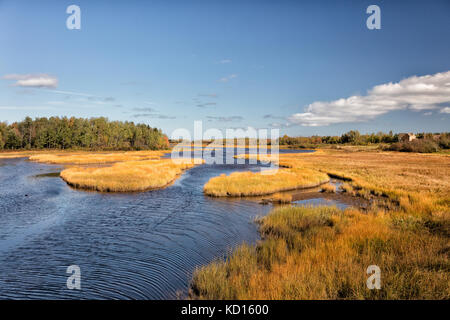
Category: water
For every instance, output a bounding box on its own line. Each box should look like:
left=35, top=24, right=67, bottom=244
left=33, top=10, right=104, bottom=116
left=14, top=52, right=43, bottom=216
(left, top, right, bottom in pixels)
left=0, top=149, right=330, bottom=299
left=293, top=198, right=349, bottom=210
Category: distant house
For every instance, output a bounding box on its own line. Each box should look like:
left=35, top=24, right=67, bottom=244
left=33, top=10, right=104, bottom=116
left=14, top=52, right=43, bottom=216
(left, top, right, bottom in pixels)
left=399, top=133, right=417, bottom=142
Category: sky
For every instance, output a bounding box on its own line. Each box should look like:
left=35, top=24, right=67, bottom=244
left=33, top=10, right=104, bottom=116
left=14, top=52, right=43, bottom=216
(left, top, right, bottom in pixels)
left=1, top=0, right=449, bottom=137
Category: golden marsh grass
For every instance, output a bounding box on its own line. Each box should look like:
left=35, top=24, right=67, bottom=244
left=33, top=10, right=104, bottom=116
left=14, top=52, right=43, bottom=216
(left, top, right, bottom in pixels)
left=29, top=150, right=168, bottom=164
left=60, top=158, right=197, bottom=192
left=203, top=168, right=329, bottom=197
left=237, top=149, right=450, bottom=214
left=320, top=183, right=336, bottom=193
left=192, top=149, right=450, bottom=299
left=191, top=205, right=450, bottom=299
left=0, top=150, right=54, bottom=159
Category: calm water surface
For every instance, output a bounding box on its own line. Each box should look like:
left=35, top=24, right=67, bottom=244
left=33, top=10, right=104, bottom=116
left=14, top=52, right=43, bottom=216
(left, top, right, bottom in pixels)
left=0, top=149, right=321, bottom=299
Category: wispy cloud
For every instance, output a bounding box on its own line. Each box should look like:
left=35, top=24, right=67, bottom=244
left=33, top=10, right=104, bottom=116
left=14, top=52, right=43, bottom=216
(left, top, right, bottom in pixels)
left=133, top=113, right=176, bottom=119
left=132, top=107, right=156, bottom=112
left=3, top=74, right=58, bottom=88
left=46, top=89, right=95, bottom=97
left=218, top=59, right=232, bottom=64
left=440, top=107, right=450, bottom=114
left=197, top=102, right=217, bottom=108
left=0, top=105, right=55, bottom=110
left=219, top=74, right=238, bottom=82
left=207, top=115, right=243, bottom=122
left=198, top=93, right=218, bottom=98
left=289, top=71, right=450, bottom=126
left=263, top=114, right=286, bottom=120
left=45, top=90, right=119, bottom=107
left=268, top=122, right=292, bottom=128
left=46, top=101, right=67, bottom=106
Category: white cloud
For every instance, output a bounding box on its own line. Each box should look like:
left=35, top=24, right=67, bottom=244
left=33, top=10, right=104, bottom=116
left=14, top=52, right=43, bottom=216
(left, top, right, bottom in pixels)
left=219, top=59, right=232, bottom=64
left=219, top=74, right=238, bottom=82
left=3, top=74, right=58, bottom=88
left=289, top=71, right=450, bottom=126
left=440, top=107, right=450, bottom=114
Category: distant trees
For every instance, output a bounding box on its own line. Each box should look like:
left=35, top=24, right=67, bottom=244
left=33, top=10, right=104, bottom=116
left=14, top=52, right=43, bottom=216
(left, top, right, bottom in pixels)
left=0, top=117, right=169, bottom=151
left=387, top=132, right=450, bottom=153
left=340, top=130, right=361, bottom=144
left=278, top=130, right=449, bottom=152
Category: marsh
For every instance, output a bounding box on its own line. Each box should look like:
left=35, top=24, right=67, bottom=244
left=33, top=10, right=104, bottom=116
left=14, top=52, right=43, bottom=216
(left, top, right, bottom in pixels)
left=0, top=149, right=320, bottom=299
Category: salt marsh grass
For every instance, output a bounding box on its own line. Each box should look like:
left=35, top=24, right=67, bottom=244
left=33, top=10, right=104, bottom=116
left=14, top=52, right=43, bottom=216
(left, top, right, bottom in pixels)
left=29, top=150, right=168, bottom=164
left=60, top=158, right=196, bottom=192
left=192, top=149, right=450, bottom=299
left=191, top=205, right=450, bottom=299
left=203, top=168, right=329, bottom=197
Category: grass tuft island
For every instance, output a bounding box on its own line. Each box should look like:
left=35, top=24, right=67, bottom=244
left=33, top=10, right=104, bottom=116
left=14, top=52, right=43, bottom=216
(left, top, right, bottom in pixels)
left=60, top=158, right=197, bottom=192
left=203, top=168, right=329, bottom=197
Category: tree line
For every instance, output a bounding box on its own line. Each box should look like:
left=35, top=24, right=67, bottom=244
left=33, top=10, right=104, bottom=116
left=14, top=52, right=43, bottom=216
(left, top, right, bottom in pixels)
left=279, top=130, right=399, bottom=146
left=279, top=130, right=450, bottom=152
left=0, top=117, right=169, bottom=150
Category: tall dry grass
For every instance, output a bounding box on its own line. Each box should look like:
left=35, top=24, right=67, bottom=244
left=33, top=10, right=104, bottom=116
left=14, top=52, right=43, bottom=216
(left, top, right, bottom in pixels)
left=0, top=150, right=54, bottom=159
left=191, top=206, right=450, bottom=299
left=237, top=149, right=450, bottom=214
left=29, top=150, right=168, bottom=164
left=192, top=149, right=450, bottom=299
left=60, top=159, right=197, bottom=192
left=204, top=168, right=329, bottom=197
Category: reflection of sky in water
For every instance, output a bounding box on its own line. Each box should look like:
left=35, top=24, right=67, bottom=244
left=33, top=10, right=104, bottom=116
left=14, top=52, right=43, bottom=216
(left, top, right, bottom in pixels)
left=0, top=149, right=332, bottom=299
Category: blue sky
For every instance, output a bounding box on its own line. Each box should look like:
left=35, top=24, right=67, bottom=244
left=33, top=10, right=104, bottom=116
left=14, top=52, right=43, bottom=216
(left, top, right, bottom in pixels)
left=1, top=0, right=449, bottom=137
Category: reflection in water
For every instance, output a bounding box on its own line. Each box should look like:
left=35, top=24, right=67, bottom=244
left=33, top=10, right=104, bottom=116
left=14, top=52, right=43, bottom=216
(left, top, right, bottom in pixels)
left=0, top=149, right=321, bottom=299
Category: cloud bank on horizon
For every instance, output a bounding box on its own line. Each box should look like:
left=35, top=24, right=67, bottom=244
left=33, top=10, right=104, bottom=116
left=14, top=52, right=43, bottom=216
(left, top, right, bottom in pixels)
left=289, top=71, right=450, bottom=126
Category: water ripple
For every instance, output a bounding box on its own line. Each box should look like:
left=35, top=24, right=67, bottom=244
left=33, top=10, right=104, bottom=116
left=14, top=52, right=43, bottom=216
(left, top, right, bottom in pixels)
left=0, top=150, right=312, bottom=299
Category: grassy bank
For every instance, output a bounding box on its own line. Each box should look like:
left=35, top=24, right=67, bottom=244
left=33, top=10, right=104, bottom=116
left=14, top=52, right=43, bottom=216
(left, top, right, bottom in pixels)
left=237, top=149, right=449, bottom=213
left=29, top=150, right=168, bottom=164
left=203, top=168, right=329, bottom=197
left=60, top=159, right=196, bottom=192
left=1, top=149, right=201, bottom=193
left=192, top=149, right=450, bottom=299
left=191, top=205, right=449, bottom=299
left=0, top=150, right=54, bottom=159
